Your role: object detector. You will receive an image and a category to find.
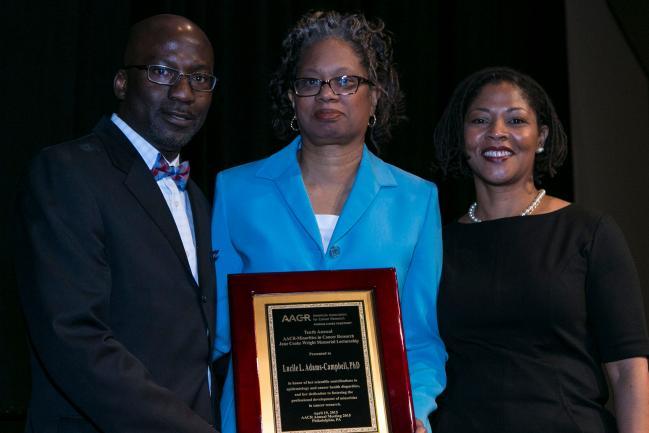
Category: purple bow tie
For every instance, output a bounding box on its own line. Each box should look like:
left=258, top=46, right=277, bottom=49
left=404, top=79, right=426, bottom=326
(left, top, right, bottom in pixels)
left=151, top=154, right=190, bottom=191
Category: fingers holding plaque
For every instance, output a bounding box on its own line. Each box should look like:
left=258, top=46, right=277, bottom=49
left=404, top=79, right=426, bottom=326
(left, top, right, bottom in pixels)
left=229, top=269, right=415, bottom=433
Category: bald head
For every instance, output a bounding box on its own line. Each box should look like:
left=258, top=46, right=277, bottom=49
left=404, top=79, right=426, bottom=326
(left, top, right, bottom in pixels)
left=114, top=14, right=215, bottom=160
left=124, top=14, right=213, bottom=67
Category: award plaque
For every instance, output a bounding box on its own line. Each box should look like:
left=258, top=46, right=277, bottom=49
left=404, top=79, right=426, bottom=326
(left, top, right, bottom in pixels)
left=228, top=268, right=415, bottom=433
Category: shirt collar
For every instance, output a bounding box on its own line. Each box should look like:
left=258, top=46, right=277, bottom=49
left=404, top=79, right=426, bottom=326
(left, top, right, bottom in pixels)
left=110, top=113, right=180, bottom=168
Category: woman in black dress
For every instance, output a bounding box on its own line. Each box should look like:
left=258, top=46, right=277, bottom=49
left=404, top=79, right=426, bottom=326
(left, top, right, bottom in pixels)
left=431, top=67, right=649, bottom=433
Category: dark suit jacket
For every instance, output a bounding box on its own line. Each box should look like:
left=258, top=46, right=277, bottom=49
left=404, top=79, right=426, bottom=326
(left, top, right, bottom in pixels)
left=15, top=117, right=217, bottom=433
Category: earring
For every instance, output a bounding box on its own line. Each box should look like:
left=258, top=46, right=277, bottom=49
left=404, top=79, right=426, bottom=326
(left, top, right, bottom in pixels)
left=368, top=114, right=377, bottom=128
left=535, top=147, right=545, bottom=154
left=290, top=115, right=299, bottom=132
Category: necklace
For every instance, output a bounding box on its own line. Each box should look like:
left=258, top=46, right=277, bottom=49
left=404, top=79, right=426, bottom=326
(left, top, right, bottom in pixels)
left=468, top=189, right=546, bottom=223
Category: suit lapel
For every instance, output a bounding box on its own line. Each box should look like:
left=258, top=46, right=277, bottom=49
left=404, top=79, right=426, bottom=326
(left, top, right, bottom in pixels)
left=187, top=181, right=216, bottom=349
left=256, top=138, right=323, bottom=251
left=331, top=146, right=397, bottom=244
left=188, top=181, right=209, bottom=290
left=124, top=167, right=194, bottom=279
left=94, top=118, right=194, bottom=281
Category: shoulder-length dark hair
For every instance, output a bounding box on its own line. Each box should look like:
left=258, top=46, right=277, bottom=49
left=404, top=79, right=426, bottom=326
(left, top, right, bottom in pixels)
left=433, top=66, right=567, bottom=183
left=269, top=10, right=405, bottom=152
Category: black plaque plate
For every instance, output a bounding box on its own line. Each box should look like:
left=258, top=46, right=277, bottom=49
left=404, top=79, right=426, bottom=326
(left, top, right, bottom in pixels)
left=268, top=303, right=374, bottom=431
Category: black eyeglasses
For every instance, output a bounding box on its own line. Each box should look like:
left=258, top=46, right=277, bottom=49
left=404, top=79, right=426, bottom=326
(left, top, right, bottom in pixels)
left=124, top=64, right=218, bottom=92
left=293, top=75, right=373, bottom=97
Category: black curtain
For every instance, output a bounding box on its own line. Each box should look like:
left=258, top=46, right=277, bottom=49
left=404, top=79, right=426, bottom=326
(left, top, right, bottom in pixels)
left=2, top=1, right=571, bottom=430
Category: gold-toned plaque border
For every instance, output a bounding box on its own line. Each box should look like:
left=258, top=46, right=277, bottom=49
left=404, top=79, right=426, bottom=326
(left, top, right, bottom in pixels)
left=253, top=291, right=389, bottom=433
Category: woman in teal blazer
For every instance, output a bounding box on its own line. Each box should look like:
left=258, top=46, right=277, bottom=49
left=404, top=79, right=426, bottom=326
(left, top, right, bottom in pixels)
left=212, top=11, right=446, bottom=433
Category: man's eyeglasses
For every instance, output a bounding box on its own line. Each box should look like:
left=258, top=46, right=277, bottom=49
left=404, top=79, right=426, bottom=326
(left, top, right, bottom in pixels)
left=124, top=65, right=218, bottom=92
left=293, top=75, right=373, bottom=97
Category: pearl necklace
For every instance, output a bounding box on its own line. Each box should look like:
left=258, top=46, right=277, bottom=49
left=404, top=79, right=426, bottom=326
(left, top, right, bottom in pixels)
left=468, top=189, right=546, bottom=223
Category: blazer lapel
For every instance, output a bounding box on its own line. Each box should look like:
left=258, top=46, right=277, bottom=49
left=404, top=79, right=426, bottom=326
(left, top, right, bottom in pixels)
left=95, top=118, right=194, bottom=280
left=124, top=167, right=194, bottom=278
left=256, top=138, right=323, bottom=251
left=187, top=181, right=216, bottom=349
left=331, top=146, right=397, bottom=244
left=187, top=181, right=210, bottom=290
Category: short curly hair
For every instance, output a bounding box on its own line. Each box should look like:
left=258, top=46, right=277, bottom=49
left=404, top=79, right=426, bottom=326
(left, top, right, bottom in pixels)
left=433, top=66, right=567, bottom=183
left=269, top=10, right=405, bottom=151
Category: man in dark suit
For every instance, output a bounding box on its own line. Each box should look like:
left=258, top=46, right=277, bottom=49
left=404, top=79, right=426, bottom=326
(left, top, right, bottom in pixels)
left=15, top=14, right=218, bottom=433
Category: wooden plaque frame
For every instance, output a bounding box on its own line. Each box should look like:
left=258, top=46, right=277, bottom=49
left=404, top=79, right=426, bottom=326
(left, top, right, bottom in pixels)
left=228, top=268, right=415, bottom=433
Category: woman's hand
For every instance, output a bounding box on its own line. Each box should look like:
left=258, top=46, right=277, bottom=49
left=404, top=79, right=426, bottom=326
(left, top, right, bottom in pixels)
left=415, top=418, right=427, bottom=433
left=605, top=356, right=649, bottom=433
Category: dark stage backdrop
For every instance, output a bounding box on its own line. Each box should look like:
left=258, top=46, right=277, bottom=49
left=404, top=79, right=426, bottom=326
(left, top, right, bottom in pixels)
left=3, top=0, right=573, bottom=430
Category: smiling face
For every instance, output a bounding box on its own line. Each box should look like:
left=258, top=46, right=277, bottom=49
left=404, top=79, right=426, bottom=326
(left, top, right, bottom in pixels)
left=463, top=81, right=548, bottom=188
left=288, top=37, right=378, bottom=148
left=114, top=16, right=214, bottom=159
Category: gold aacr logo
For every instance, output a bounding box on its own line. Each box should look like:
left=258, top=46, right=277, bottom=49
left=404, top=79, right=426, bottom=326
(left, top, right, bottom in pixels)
left=282, top=313, right=311, bottom=322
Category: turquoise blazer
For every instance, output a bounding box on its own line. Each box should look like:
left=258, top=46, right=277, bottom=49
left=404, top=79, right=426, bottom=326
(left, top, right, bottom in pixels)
left=212, top=136, right=446, bottom=433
